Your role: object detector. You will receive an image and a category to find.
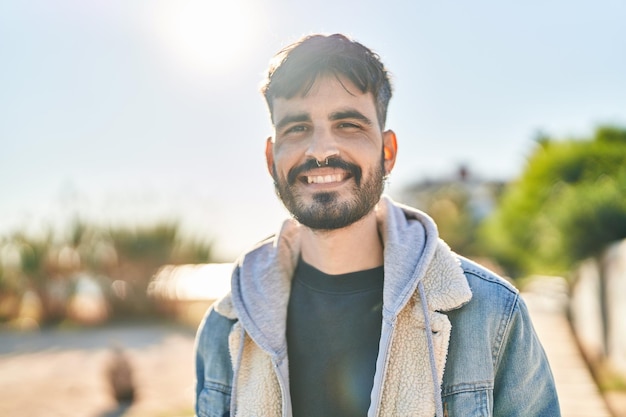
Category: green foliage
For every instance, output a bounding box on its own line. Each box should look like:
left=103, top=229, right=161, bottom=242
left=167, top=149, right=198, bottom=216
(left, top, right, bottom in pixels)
left=595, top=125, right=626, bottom=144
left=109, top=223, right=179, bottom=262
left=0, top=219, right=214, bottom=324
left=19, top=240, right=48, bottom=279
left=550, top=174, right=626, bottom=261
left=107, top=222, right=213, bottom=265
left=480, top=125, right=626, bottom=277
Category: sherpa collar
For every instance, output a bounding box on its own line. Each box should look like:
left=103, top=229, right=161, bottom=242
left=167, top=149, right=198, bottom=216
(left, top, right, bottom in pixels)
left=215, top=195, right=472, bottom=358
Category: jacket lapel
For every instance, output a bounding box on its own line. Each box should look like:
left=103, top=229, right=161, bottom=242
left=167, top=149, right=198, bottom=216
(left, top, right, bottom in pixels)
left=217, top=199, right=472, bottom=417
left=378, top=241, right=471, bottom=417
left=228, top=321, right=284, bottom=417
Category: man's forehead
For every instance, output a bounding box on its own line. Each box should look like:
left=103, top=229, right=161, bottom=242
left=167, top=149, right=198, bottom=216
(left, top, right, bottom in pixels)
left=293, top=75, right=366, bottom=99
left=271, top=77, right=377, bottom=123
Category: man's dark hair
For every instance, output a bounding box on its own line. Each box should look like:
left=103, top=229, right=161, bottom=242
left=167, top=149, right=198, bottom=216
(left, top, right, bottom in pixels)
left=261, top=33, right=393, bottom=129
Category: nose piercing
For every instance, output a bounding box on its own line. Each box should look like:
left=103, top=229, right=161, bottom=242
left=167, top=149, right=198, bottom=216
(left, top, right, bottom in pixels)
left=316, top=158, right=329, bottom=167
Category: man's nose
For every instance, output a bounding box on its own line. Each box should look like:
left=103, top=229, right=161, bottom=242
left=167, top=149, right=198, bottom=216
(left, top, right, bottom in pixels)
left=304, top=127, right=339, bottom=162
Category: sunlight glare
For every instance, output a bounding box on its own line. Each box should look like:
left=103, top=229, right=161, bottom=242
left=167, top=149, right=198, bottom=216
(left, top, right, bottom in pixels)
left=154, top=0, right=261, bottom=77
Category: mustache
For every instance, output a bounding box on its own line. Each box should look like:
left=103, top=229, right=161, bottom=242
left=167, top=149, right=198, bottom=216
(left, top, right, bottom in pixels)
left=287, top=157, right=362, bottom=185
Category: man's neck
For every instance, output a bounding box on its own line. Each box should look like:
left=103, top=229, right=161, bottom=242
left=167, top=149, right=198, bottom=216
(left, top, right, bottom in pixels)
left=300, top=210, right=383, bottom=275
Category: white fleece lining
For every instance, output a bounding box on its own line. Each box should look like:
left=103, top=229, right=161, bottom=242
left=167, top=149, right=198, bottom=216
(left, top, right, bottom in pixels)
left=213, top=196, right=473, bottom=416
left=229, top=323, right=283, bottom=416
left=219, top=240, right=471, bottom=417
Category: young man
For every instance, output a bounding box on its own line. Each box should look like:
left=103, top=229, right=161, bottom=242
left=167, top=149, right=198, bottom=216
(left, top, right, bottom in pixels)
left=195, top=34, right=560, bottom=417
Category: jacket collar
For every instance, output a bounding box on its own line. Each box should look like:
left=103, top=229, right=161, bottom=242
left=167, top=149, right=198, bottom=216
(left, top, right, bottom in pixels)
left=216, top=195, right=472, bottom=358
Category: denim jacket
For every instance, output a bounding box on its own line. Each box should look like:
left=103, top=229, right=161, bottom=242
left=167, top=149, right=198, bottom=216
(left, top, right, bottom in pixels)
left=195, top=196, right=560, bottom=417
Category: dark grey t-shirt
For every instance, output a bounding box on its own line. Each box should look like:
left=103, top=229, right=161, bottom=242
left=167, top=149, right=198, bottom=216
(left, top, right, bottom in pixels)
left=287, top=258, right=384, bottom=417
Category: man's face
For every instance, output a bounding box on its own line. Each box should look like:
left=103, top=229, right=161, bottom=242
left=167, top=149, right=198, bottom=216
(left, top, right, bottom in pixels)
left=265, top=76, right=396, bottom=230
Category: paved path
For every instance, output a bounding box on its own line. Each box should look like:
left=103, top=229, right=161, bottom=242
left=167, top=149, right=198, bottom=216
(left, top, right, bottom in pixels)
left=1, top=281, right=621, bottom=417
left=523, top=278, right=614, bottom=417
left=0, top=323, right=196, bottom=417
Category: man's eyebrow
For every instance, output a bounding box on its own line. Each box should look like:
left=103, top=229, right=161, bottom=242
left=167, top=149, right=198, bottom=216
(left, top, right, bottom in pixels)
left=329, top=110, right=373, bottom=125
left=275, top=113, right=311, bottom=130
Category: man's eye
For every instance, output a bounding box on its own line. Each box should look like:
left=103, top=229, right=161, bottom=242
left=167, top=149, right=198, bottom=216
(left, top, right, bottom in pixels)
left=286, top=125, right=308, bottom=134
left=338, top=122, right=360, bottom=129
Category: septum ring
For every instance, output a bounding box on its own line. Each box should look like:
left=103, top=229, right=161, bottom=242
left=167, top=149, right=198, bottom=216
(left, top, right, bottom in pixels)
left=316, top=158, right=329, bottom=167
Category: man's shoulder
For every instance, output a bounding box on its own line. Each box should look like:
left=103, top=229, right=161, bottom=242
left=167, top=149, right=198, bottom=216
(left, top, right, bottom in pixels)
left=457, top=256, right=519, bottom=296
left=196, top=296, right=238, bottom=348
left=454, top=256, right=521, bottom=317
left=447, top=256, right=524, bottom=335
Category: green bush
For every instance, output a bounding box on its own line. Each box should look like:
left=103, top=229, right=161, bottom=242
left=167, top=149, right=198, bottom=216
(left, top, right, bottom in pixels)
left=480, top=125, right=626, bottom=278
left=0, top=219, right=214, bottom=324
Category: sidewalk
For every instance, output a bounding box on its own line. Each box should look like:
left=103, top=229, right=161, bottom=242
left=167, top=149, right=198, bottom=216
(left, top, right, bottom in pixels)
left=523, top=278, right=613, bottom=417
left=0, top=323, right=196, bottom=417
left=0, top=282, right=620, bottom=417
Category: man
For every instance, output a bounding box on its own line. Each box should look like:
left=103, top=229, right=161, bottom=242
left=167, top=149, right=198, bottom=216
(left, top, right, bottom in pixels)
left=195, top=34, right=560, bottom=417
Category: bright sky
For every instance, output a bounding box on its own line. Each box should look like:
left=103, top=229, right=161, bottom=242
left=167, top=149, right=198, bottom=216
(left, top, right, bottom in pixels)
left=1, top=0, right=625, bottom=260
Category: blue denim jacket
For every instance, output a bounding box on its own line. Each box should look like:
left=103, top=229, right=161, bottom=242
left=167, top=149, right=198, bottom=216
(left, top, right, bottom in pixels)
left=195, top=197, right=560, bottom=416
left=441, top=259, right=560, bottom=416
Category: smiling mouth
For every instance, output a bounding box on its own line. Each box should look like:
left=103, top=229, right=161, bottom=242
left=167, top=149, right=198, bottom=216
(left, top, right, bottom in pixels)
left=287, top=157, right=361, bottom=187
left=305, top=173, right=349, bottom=184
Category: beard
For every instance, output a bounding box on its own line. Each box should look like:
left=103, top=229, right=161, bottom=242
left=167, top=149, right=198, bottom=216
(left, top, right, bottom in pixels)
left=272, top=156, right=385, bottom=231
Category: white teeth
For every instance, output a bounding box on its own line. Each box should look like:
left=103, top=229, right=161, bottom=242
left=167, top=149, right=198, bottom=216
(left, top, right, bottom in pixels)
left=307, top=174, right=343, bottom=184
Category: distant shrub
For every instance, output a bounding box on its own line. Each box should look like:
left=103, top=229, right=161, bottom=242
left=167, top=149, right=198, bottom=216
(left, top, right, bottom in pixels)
left=480, top=125, right=626, bottom=277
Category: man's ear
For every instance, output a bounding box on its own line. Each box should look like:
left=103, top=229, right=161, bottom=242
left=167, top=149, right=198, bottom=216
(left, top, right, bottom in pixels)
left=382, top=130, right=398, bottom=174
left=265, top=137, right=275, bottom=177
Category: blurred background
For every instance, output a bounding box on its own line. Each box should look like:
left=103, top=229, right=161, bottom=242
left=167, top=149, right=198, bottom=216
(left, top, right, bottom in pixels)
left=1, top=0, right=626, bottom=416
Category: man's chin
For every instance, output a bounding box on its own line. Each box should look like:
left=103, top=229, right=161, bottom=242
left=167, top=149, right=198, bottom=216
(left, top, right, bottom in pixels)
left=292, top=203, right=370, bottom=231
left=311, top=191, right=337, bottom=205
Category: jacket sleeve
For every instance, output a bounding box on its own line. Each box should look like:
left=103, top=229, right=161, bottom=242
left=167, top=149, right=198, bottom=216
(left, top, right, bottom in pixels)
left=492, top=296, right=561, bottom=416
left=195, top=305, right=236, bottom=417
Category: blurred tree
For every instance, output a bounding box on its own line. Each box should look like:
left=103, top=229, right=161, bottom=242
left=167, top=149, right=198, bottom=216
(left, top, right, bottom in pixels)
left=479, top=125, right=626, bottom=278
left=11, top=232, right=64, bottom=324
left=417, top=184, right=478, bottom=255
left=106, top=221, right=213, bottom=317
left=1, top=240, right=24, bottom=321
left=0, top=219, right=214, bottom=324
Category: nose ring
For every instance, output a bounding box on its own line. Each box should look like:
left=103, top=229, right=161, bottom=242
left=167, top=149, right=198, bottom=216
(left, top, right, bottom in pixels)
left=316, top=158, right=329, bottom=167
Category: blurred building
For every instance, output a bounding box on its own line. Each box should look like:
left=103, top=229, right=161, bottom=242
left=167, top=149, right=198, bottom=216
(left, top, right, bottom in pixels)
left=395, top=166, right=506, bottom=259
left=397, top=165, right=506, bottom=222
